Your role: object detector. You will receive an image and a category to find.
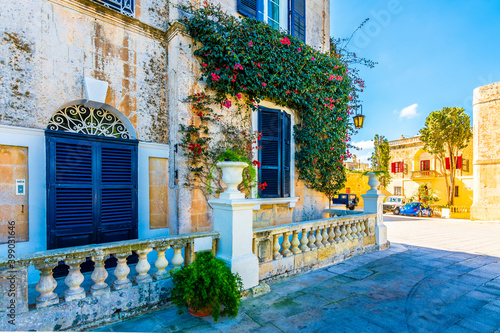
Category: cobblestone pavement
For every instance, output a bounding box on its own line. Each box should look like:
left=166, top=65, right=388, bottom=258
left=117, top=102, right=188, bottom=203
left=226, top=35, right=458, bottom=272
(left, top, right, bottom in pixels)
left=92, top=218, right=500, bottom=333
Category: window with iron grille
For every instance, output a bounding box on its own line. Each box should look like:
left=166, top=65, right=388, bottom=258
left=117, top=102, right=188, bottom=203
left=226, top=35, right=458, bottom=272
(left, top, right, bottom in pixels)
left=258, top=107, right=291, bottom=198
left=92, top=0, right=135, bottom=17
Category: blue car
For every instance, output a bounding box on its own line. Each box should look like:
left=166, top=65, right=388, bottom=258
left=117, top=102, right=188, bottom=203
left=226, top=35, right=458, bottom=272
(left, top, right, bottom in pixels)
left=399, top=202, right=434, bottom=217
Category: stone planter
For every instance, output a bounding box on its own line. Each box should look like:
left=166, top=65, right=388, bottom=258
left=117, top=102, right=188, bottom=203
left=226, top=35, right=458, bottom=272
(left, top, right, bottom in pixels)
left=217, top=161, right=248, bottom=199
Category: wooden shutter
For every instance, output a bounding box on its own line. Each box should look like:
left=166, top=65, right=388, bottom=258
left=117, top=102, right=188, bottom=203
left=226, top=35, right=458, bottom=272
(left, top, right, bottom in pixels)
left=283, top=112, right=291, bottom=197
left=391, top=162, right=395, bottom=173
left=259, top=108, right=281, bottom=197
left=98, top=143, right=138, bottom=243
left=238, top=0, right=263, bottom=18
left=445, top=157, right=450, bottom=170
left=290, top=0, right=306, bottom=42
left=46, top=131, right=138, bottom=250
left=456, top=156, right=462, bottom=169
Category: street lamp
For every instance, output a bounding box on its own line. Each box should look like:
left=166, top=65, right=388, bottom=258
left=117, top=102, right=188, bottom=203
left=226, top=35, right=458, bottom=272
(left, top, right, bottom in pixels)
left=353, top=105, right=365, bottom=129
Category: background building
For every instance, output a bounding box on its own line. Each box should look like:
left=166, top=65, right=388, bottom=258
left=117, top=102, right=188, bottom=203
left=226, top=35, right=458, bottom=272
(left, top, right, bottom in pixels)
left=385, top=135, right=474, bottom=208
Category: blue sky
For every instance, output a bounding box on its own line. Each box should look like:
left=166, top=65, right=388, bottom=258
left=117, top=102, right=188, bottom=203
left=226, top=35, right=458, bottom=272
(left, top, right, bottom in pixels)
left=331, top=0, right=500, bottom=163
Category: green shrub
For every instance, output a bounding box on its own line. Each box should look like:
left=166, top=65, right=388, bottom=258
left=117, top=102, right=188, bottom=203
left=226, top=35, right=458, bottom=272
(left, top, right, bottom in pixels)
left=169, top=251, right=243, bottom=322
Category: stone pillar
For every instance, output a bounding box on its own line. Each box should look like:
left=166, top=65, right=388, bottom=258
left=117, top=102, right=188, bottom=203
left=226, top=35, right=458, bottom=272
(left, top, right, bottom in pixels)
left=471, top=81, right=500, bottom=221
left=362, top=173, right=388, bottom=249
left=209, top=198, right=259, bottom=290
left=208, top=162, right=259, bottom=290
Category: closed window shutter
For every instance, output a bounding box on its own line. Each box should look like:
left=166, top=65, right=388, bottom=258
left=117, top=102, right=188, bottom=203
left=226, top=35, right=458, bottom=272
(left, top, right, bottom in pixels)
left=259, top=108, right=281, bottom=197
left=391, top=162, right=395, bottom=173
left=456, top=156, right=462, bottom=169
left=445, top=157, right=450, bottom=170
left=283, top=112, right=291, bottom=197
left=238, top=0, right=262, bottom=19
left=290, top=0, right=306, bottom=42
left=99, top=143, right=138, bottom=243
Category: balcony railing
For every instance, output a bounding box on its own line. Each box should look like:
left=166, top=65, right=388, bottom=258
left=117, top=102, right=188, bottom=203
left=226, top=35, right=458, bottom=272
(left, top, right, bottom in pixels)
left=411, top=170, right=439, bottom=178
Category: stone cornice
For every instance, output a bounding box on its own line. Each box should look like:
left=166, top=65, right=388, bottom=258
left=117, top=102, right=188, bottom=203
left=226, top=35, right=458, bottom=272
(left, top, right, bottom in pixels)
left=47, top=0, right=168, bottom=40
left=166, top=21, right=189, bottom=43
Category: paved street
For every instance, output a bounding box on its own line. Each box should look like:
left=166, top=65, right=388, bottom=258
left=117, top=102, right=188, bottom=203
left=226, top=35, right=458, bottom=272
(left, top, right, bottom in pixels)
left=93, top=217, right=500, bottom=333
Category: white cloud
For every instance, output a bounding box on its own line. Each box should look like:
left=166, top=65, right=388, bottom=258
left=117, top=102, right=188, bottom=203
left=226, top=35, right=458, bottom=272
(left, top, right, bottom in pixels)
left=398, top=103, right=419, bottom=119
left=351, top=140, right=374, bottom=150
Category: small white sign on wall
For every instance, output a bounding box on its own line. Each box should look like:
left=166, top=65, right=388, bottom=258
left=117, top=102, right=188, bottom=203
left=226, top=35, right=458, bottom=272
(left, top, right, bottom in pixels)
left=193, top=236, right=213, bottom=252
left=16, top=179, right=25, bottom=195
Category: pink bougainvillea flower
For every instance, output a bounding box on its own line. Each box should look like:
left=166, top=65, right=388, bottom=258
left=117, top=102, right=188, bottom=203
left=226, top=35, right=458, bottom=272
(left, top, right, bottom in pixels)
left=252, top=160, right=261, bottom=167
left=330, top=147, right=334, bottom=150
left=210, top=73, right=220, bottom=81
left=248, top=40, right=254, bottom=47
left=234, top=63, right=243, bottom=70
left=262, top=82, right=267, bottom=86
left=257, top=62, right=262, bottom=68
left=334, top=65, right=340, bottom=69
left=202, top=63, right=208, bottom=67
left=297, top=48, right=302, bottom=52
left=222, top=100, right=232, bottom=108
left=236, top=93, right=242, bottom=100
left=311, top=57, right=315, bottom=61
left=329, top=75, right=334, bottom=81
left=279, top=37, right=291, bottom=45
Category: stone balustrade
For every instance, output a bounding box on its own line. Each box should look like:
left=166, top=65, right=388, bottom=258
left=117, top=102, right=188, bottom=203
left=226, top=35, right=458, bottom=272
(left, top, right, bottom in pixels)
left=252, top=214, right=377, bottom=281
left=0, top=232, right=219, bottom=331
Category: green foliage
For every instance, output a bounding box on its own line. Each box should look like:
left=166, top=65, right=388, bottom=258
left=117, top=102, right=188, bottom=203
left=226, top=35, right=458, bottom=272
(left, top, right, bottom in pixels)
left=419, top=107, right=472, bottom=205
left=370, top=134, right=391, bottom=187
left=170, top=251, right=243, bottom=322
left=178, top=2, right=369, bottom=197
left=410, top=183, right=440, bottom=207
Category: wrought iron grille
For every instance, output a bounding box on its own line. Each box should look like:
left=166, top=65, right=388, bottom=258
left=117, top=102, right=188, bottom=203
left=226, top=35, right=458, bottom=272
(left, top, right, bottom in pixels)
left=92, top=0, right=135, bottom=17
left=47, top=105, right=131, bottom=139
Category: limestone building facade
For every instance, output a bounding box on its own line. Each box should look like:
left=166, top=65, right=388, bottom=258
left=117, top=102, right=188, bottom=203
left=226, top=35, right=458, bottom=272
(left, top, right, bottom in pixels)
left=0, top=0, right=332, bottom=257
left=471, top=81, right=500, bottom=221
left=386, top=135, right=474, bottom=208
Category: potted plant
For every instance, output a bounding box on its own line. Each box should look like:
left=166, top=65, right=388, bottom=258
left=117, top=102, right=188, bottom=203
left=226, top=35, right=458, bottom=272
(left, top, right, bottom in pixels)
left=169, top=251, right=243, bottom=322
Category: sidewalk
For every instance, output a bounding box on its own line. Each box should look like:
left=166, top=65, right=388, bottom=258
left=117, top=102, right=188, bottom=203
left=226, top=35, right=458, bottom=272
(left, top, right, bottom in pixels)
left=92, top=220, right=500, bottom=333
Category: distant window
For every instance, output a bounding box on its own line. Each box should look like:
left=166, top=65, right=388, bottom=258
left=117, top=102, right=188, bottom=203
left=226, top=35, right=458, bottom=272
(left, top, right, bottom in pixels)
left=92, top=0, right=135, bottom=17
left=391, top=162, right=404, bottom=173
left=394, top=187, right=402, bottom=196
left=454, top=186, right=459, bottom=197
left=420, top=160, right=430, bottom=171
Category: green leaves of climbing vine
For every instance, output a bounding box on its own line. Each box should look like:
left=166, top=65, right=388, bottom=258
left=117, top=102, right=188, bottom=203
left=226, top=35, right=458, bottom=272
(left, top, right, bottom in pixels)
left=179, top=2, right=361, bottom=197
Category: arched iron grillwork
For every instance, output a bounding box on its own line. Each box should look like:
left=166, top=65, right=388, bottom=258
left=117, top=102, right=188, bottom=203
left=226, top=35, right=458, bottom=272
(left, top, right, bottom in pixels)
left=47, top=105, right=131, bottom=139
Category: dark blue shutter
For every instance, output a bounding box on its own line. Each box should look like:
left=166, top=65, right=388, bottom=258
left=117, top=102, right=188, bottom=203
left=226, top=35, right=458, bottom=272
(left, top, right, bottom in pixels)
left=283, top=112, right=291, bottom=197
left=259, top=108, right=281, bottom=197
left=46, top=131, right=138, bottom=250
left=290, top=0, right=305, bottom=42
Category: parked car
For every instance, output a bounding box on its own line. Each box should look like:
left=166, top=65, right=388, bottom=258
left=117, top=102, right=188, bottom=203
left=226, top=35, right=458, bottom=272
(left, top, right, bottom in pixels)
left=383, top=196, right=406, bottom=215
left=332, top=193, right=359, bottom=210
left=399, top=202, right=434, bottom=217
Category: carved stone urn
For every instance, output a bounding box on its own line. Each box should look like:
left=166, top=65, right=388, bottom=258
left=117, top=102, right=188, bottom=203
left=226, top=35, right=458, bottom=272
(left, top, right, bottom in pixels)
left=217, top=161, right=247, bottom=199
left=366, top=172, right=380, bottom=194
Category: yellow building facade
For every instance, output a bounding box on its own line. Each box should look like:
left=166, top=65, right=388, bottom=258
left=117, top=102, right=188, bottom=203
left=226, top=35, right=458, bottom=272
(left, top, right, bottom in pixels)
left=386, top=135, right=474, bottom=209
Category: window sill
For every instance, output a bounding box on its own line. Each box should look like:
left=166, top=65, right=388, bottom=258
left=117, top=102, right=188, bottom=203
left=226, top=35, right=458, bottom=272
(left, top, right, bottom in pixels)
left=252, top=197, right=299, bottom=210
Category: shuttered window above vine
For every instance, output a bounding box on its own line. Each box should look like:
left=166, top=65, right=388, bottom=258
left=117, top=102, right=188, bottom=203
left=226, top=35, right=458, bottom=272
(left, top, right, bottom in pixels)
left=258, top=107, right=291, bottom=198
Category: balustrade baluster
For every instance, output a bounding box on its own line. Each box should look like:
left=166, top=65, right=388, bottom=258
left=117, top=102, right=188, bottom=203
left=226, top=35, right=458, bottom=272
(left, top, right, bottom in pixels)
left=352, top=222, right=359, bottom=238
left=273, top=234, right=283, bottom=259
left=328, top=224, right=335, bottom=245
left=91, top=254, right=110, bottom=295
left=346, top=223, right=354, bottom=241
left=300, top=228, right=310, bottom=252
left=171, top=244, right=185, bottom=269
left=322, top=226, right=329, bottom=246
left=154, top=245, right=170, bottom=280
left=361, top=220, right=367, bottom=236
left=341, top=223, right=347, bottom=242
left=315, top=227, right=324, bottom=248
left=135, top=248, right=153, bottom=284
left=113, top=252, right=132, bottom=290
left=308, top=227, right=317, bottom=250
left=281, top=232, right=293, bottom=257
left=290, top=230, right=301, bottom=254
left=334, top=224, right=341, bottom=243
left=35, top=261, right=59, bottom=308
left=356, top=221, right=362, bottom=237
left=64, top=258, right=86, bottom=302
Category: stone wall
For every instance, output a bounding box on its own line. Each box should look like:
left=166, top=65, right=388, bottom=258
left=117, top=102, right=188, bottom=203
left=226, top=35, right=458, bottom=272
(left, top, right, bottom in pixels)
left=0, top=145, right=29, bottom=244
left=0, top=0, right=168, bottom=143
left=471, top=81, right=500, bottom=221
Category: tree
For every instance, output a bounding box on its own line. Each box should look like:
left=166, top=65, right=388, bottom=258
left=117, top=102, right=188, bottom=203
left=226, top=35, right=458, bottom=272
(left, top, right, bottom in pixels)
left=370, top=134, right=391, bottom=188
left=410, top=183, right=439, bottom=207
left=419, top=107, right=472, bottom=205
